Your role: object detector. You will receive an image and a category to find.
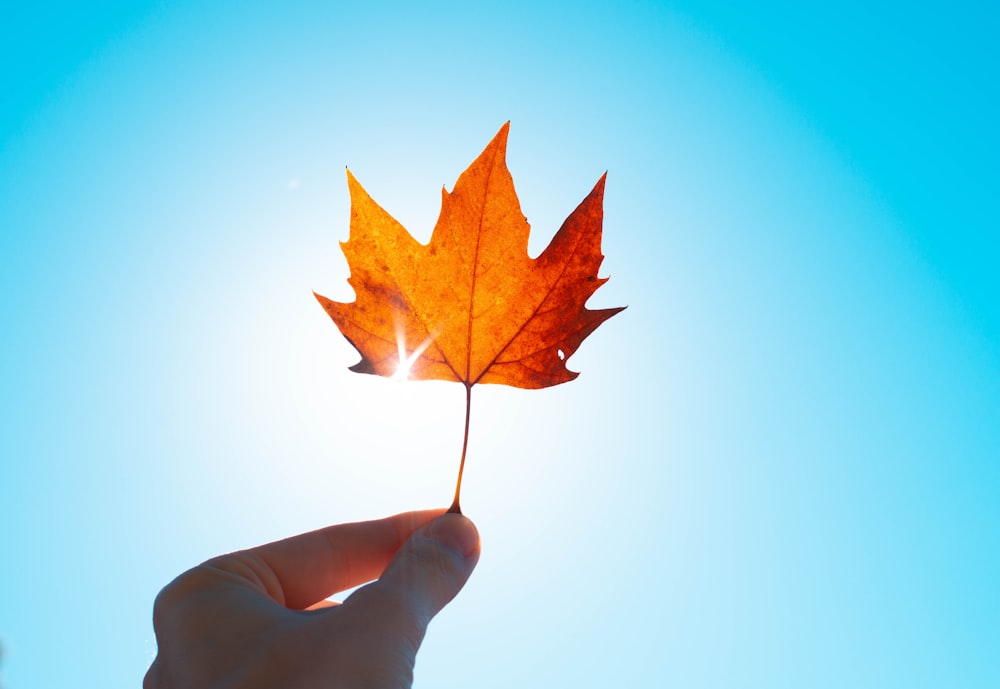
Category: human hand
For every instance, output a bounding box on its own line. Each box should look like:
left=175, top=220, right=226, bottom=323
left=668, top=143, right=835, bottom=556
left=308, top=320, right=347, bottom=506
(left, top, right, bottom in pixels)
left=144, top=510, right=480, bottom=689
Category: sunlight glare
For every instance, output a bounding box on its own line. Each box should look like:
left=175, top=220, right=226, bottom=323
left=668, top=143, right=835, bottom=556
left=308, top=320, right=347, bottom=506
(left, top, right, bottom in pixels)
left=391, top=311, right=437, bottom=382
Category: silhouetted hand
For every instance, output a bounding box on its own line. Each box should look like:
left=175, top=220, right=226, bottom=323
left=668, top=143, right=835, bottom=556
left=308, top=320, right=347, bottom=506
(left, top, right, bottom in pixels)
left=144, top=510, right=480, bottom=689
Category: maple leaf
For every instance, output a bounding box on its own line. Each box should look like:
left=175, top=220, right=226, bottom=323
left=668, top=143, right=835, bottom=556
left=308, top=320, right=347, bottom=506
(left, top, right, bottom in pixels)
left=315, top=123, right=623, bottom=511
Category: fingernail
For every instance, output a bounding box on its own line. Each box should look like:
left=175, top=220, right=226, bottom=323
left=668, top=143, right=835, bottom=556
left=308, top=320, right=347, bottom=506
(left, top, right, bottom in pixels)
left=427, top=514, right=480, bottom=557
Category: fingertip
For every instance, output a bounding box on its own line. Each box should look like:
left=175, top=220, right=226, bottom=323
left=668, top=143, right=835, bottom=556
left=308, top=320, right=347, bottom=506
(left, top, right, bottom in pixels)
left=363, top=514, right=480, bottom=620
left=425, top=513, right=480, bottom=559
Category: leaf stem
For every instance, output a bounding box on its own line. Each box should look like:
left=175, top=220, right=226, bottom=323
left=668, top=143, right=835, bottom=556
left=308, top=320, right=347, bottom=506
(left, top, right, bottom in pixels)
left=448, top=383, right=473, bottom=514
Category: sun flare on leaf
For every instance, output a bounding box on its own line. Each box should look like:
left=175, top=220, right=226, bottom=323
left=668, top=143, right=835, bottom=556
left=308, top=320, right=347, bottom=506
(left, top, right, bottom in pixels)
left=391, top=313, right=436, bottom=383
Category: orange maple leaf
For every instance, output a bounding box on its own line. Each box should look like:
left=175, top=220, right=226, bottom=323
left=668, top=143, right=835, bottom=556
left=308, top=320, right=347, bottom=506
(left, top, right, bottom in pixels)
left=315, top=123, right=623, bottom=511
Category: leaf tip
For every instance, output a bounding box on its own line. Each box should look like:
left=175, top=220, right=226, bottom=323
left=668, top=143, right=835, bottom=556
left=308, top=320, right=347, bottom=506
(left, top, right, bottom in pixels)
left=491, top=121, right=511, bottom=151
left=348, top=358, right=377, bottom=375
left=592, top=172, right=608, bottom=195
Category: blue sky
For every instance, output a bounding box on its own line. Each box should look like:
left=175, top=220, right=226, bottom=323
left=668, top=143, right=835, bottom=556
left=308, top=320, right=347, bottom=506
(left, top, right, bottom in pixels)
left=1, top=2, right=998, bottom=688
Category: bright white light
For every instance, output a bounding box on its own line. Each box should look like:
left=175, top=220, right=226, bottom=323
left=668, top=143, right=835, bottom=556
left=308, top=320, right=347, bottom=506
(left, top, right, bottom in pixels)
left=391, top=355, right=414, bottom=382
left=391, top=311, right=438, bottom=382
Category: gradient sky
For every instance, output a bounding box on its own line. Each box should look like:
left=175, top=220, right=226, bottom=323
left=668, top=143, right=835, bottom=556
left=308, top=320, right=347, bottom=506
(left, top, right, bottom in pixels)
left=2, top=2, right=998, bottom=688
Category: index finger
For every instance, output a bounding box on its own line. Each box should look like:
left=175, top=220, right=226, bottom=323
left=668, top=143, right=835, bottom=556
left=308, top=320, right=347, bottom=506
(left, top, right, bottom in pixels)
left=211, top=509, right=444, bottom=610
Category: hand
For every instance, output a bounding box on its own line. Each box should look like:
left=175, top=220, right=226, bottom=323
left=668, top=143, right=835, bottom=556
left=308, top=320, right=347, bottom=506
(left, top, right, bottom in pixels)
left=144, top=510, right=480, bottom=689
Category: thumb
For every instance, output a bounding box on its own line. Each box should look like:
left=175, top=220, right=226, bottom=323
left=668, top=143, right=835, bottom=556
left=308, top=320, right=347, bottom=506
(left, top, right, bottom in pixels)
left=341, top=513, right=480, bottom=649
